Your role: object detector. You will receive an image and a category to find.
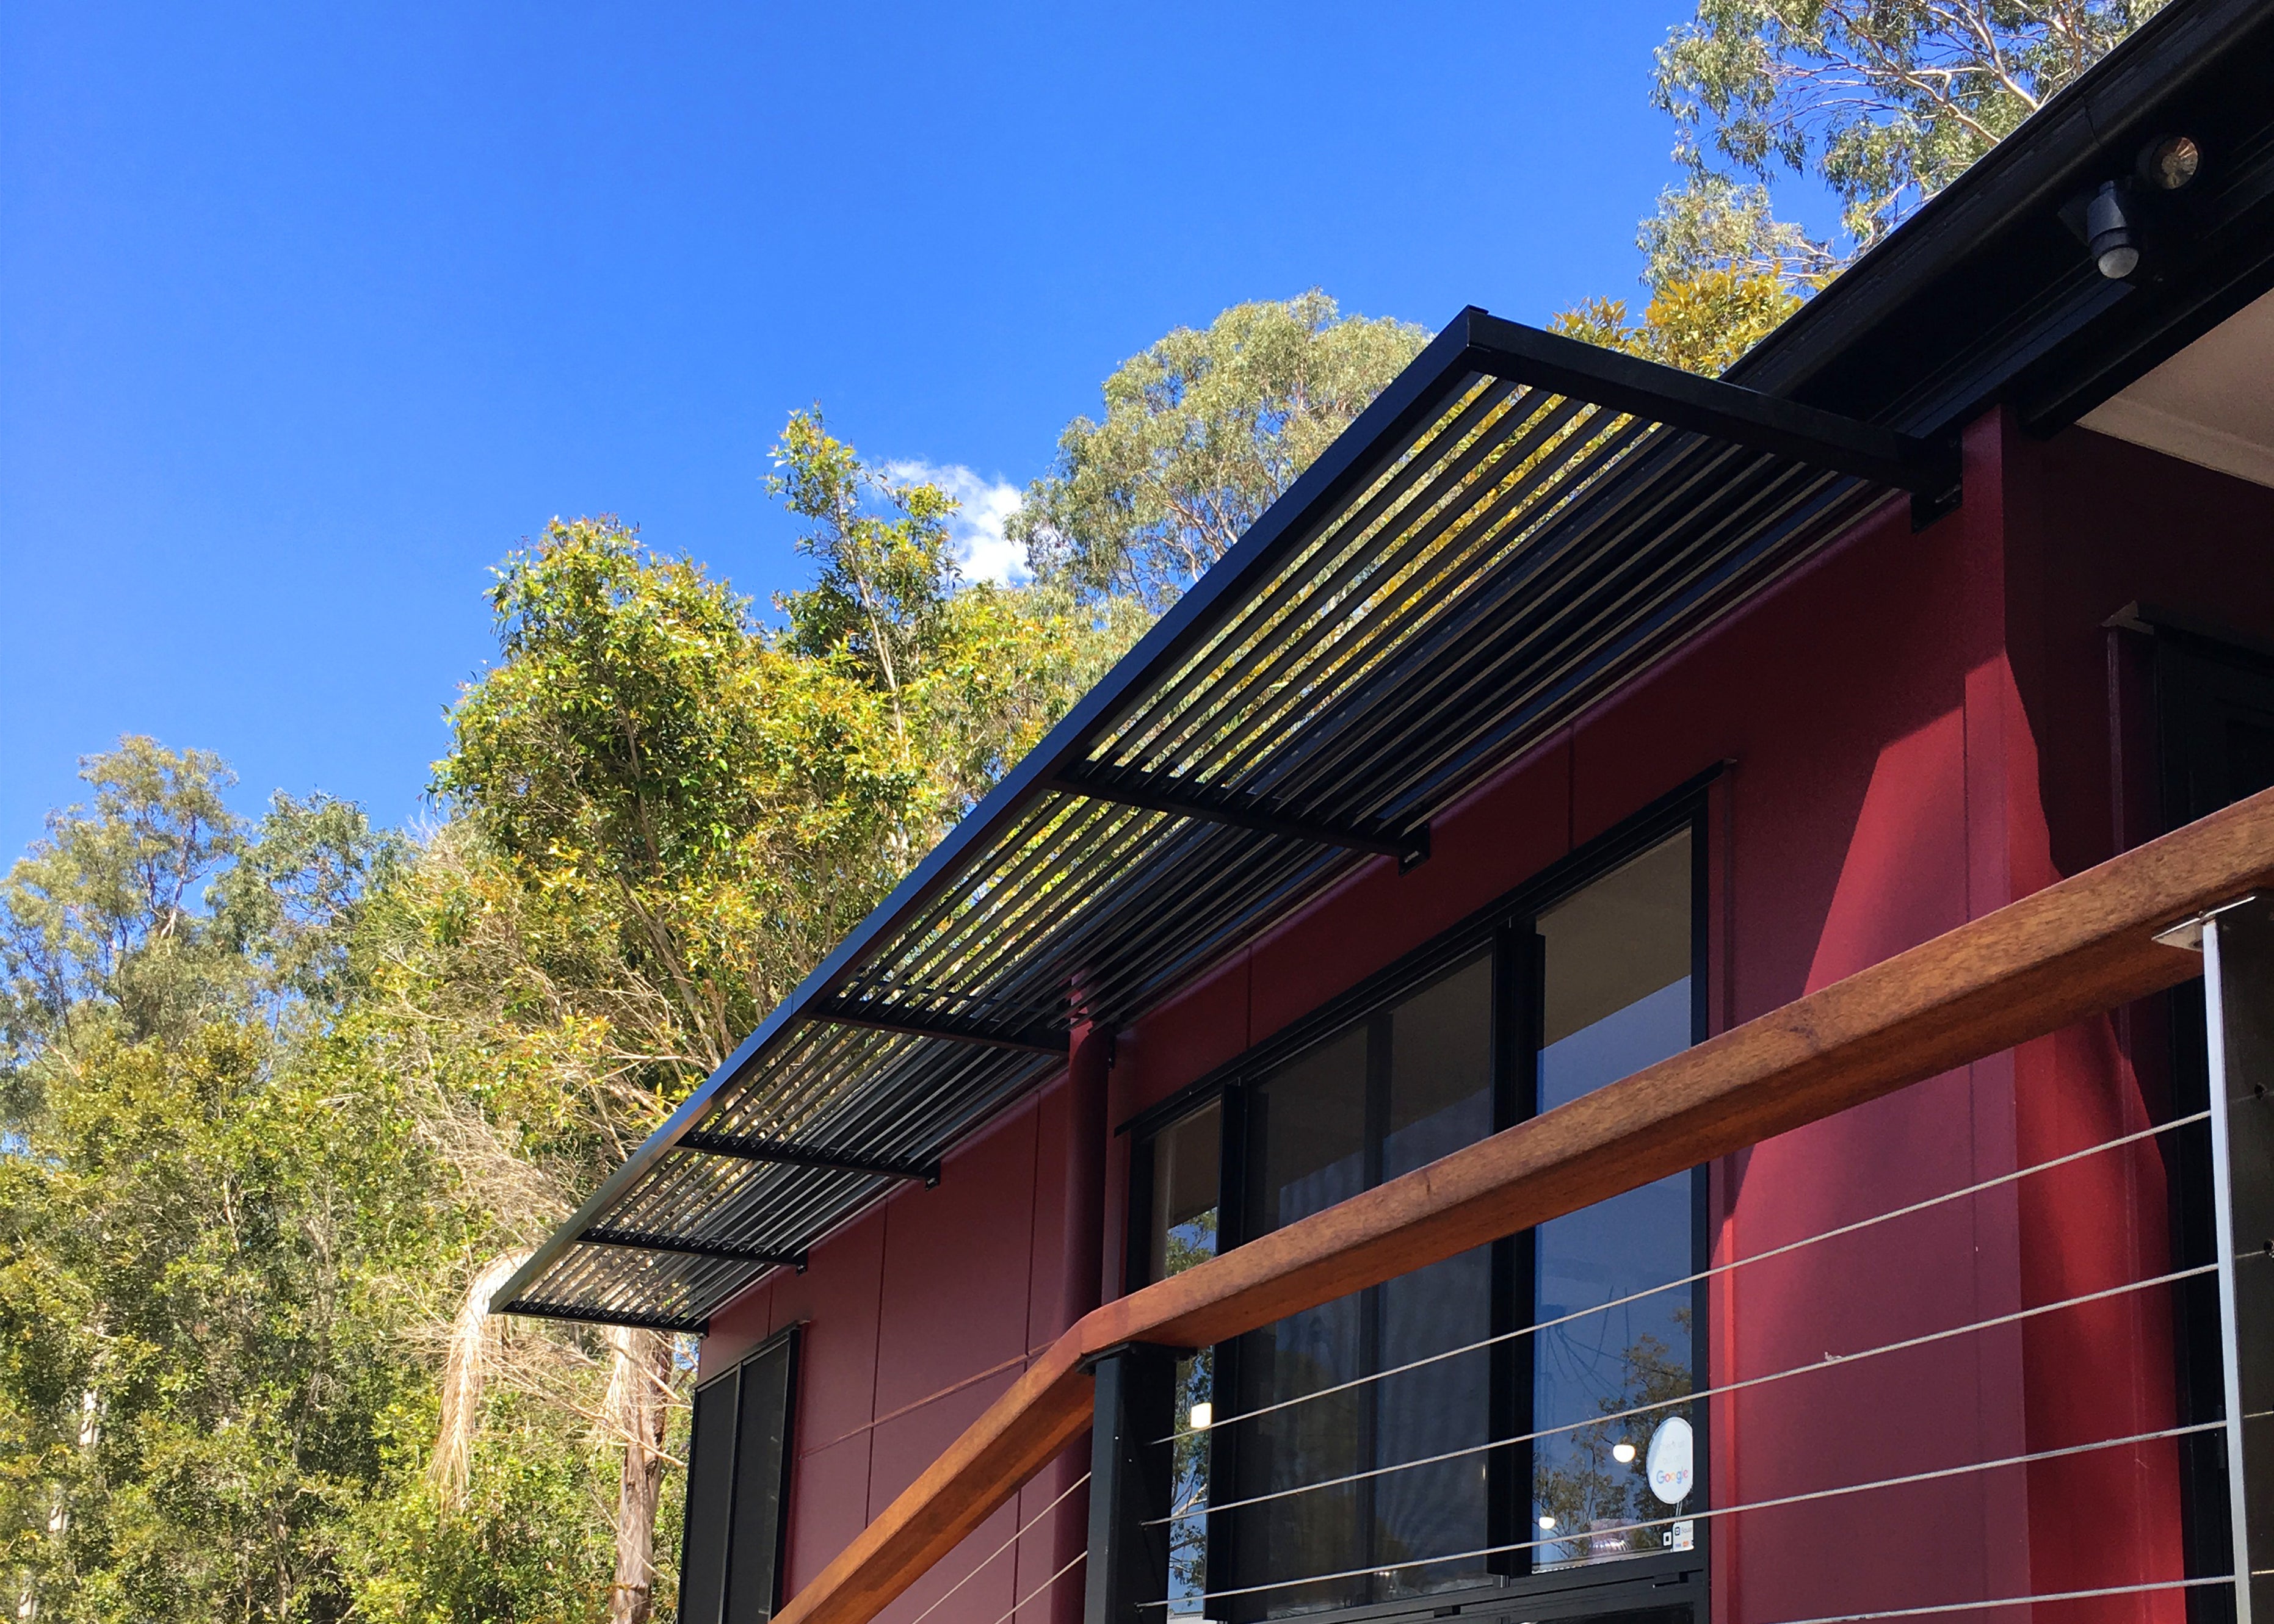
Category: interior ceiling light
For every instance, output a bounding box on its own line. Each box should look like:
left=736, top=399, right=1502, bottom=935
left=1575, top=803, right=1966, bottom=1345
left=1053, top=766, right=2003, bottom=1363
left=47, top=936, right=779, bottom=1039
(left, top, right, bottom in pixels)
left=2086, top=181, right=2142, bottom=281
left=2139, top=133, right=2201, bottom=192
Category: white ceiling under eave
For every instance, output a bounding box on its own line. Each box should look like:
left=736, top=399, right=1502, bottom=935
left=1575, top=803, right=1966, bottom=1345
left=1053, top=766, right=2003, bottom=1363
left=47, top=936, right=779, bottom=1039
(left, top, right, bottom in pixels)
left=2080, top=284, right=2274, bottom=489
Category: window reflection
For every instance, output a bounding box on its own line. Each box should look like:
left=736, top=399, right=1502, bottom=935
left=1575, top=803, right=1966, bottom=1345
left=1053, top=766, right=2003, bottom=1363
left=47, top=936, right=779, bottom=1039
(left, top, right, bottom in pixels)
left=1145, top=1100, right=1222, bottom=1620
left=1531, top=834, right=1696, bottom=1568
left=1137, top=824, right=1704, bottom=1620
left=1230, top=957, right=1496, bottom=1617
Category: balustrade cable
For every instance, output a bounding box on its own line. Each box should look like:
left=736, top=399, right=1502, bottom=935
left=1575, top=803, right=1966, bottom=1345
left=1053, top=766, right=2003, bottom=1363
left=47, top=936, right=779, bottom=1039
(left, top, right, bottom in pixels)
left=1146, top=1259, right=2216, bottom=1526
left=1141, top=1420, right=2226, bottom=1607
left=1156, top=1108, right=2208, bottom=1448
left=986, top=1550, right=1087, bottom=1624
left=905, top=1471, right=1090, bottom=1624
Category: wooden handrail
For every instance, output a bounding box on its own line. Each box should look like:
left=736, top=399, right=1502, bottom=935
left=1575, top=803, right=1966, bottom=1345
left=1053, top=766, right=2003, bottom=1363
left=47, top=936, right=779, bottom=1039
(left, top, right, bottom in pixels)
left=773, top=784, right=2274, bottom=1624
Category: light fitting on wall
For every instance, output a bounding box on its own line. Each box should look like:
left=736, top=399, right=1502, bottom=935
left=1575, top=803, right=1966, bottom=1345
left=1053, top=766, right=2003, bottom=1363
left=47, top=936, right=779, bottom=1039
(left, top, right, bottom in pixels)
left=2059, top=133, right=2202, bottom=284
left=2087, top=182, right=2142, bottom=280
left=2138, top=133, right=2202, bottom=192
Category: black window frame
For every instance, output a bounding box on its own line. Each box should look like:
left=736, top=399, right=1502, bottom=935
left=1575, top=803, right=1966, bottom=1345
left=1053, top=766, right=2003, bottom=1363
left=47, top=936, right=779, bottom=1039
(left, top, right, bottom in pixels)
left=1124, top=776, right=1717, bottom=1624
left=681, top=1325, right=803, bottom=1624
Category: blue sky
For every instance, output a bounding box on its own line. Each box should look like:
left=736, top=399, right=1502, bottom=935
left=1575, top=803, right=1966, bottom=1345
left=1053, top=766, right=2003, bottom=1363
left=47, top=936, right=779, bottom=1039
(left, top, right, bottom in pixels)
left=1, top=2, right=1807, bottom=861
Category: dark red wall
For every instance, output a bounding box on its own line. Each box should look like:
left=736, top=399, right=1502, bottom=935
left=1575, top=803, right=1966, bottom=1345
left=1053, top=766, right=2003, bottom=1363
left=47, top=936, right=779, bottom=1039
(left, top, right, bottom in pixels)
left=701, top=410, right=2274, bottom=1624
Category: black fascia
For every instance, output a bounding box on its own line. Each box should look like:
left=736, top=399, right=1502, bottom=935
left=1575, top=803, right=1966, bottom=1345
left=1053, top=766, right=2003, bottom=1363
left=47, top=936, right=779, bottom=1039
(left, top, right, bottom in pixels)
left=675, top=1129, right=943, bottom=1186
left=1046, top=768, right=1426, bottom=867
left=806, top=1001, right=1071, bottom=1057
left=1725, top=0, right=2274, bottom=433
left=581, top=1225, right=809, bottom=1269
left=488, top=307, right=1925, bottom=1320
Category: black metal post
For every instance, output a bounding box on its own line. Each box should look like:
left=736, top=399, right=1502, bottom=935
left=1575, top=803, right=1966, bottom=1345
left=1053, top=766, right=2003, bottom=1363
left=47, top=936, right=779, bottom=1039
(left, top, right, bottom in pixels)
left=1084, top=1343, right=1178, bottom=1624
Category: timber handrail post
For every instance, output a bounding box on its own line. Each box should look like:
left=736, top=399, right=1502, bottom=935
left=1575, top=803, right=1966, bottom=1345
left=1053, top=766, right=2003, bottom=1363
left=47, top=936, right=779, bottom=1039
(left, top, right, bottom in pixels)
left=1083, top=1344, right=1179, bottom=1624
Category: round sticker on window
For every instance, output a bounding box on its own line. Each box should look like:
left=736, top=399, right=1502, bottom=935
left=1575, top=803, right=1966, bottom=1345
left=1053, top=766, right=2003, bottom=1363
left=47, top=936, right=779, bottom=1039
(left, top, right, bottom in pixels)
left=1645, top=1416, right=1693, bottom=1505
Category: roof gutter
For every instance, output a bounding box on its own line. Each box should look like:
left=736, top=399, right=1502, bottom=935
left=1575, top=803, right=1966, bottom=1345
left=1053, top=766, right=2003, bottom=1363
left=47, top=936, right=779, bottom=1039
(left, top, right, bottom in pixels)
left=1727, top=0, right=2274, bottom=422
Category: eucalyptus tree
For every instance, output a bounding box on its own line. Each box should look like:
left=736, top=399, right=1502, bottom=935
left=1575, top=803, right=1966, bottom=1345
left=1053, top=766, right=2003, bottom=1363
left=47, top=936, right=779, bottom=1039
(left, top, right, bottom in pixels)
left=0, top=742, right=428, bottom=1623
left=1011, top=292, right=1429, bottom=612
left=1647, top=0, right=2168, bottom=276
left=408, top=427, right=1139, bottom=1623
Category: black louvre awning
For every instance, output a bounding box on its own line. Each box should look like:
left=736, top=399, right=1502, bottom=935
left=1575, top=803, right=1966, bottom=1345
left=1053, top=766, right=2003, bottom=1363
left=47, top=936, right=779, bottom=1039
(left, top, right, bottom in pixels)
left=494, top=307, right=1958, bottom=1332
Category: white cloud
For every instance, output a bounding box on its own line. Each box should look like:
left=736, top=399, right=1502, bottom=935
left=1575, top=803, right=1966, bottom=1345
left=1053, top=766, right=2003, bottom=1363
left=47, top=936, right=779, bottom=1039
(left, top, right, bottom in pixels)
left=885, top=460, right=1027, bottom=585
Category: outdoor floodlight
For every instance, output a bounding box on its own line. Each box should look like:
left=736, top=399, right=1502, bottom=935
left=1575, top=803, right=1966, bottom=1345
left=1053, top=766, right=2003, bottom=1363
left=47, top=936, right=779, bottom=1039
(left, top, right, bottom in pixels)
left=2138, top=133, right=2201, bottom=192
left=2060, top=134, right=2201, bottom=284
left=2087, top=182, right=2141, bottom=281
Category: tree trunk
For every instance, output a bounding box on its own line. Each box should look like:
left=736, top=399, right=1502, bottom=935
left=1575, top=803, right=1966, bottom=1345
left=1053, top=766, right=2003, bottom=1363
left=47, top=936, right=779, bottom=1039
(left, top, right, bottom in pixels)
left=607, top=1329, right=675, bottom=1624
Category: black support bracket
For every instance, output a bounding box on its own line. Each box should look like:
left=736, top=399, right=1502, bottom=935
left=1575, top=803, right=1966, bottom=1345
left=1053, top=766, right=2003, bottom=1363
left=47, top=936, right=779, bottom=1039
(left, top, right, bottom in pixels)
left=810, top=1000, right=1071, bottom=1057
left=581, top=1225, right=808, bottom=1269
left=675, top=1130, right=943, bottom=1188
left=1052, top=770, right=1432, bottom=872
left=1462, top=309, right=1963, bottom=501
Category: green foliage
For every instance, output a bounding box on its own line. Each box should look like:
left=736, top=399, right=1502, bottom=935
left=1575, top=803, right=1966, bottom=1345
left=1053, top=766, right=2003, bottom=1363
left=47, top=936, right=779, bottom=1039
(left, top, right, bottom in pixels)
left=1011, top=292, right=1428, bottom=612
left=1636, top=171, right=1834, bottom=293
left=423, top=454, right=1137, bottom=1174
left=1555, top=1, right=2165, bottom=378
left=376, top=418, right=1148, bottom=1619
left=1651, top=0, right=2167, bottom=256
left=0, top=309, right=1395, bottom=1617
left=0, top=744, right=444, bottom=1622
left=1552, top=267, right=1803, bottom=377
left=341, top=1404, right=617, bottom=1624
left=1, top=738, right=242, bottom=1064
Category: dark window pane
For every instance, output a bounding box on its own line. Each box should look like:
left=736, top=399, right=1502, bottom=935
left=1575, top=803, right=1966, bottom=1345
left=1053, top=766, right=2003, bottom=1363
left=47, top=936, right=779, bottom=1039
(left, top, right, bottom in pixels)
left=1375, top=958, right=1495, bottom=1599
left=1385, top=958, right=1493, bottom=1177
left=1151, top=1100, right=1222, bottom=1284
left=725, top=1338, right=795, bottom=1624
left=1248, top=1027, right=1368, bottom=1233
left=1235, top=1027, right=1371, bottom=1616
left=681, top=1370, right=740, bottom=1624
left=1231, top=958, right=1497, bottom=1616
left=2228, top=717, right=2274, bottom=806
left=1531, top=834, right=1696, bottom=1572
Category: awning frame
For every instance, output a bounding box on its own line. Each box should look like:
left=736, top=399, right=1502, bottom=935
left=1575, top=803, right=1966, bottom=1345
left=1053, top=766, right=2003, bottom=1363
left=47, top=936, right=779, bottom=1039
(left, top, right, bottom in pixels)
left=493, top=306, right=1958, bottom=1329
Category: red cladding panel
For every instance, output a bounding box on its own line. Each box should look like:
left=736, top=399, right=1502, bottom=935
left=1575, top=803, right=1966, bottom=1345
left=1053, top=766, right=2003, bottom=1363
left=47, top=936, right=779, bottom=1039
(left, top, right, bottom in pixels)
left=872, top=1101, right=1038, bottom=1420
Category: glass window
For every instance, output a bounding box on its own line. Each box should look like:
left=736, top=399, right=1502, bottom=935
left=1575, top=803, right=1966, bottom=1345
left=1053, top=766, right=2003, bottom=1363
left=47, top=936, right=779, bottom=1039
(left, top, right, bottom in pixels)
left=1228, top=955, right=1496, bottom=1617
left=1530, top=835, right=1698, bottom=1569
left=1137, top=1099, right=1223, bottom=1622
left=1136, top=822, right=1703, bottom=1624
left=681, top=1330, right=798, bottom=1624
left=1151, top=1100, right=1222, bottom=1285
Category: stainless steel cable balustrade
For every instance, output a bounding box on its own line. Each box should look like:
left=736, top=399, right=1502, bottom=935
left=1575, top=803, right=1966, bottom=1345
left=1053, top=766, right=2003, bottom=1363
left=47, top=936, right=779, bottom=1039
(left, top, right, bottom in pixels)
left=1148, top=1262, right=2218, bottom=1527
left=905, top=1471, right=1091, bottom=1624
left=1151, top=1108, right=2211, bottom=1449
left=1140, top=1422, right=2226, bottom=1608
left=1123, top=1103, right=2226, bottom=1620
left=496, top=309, right=1958, bottom=1331
left=988, top=1552, right=1088, bottom=1624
